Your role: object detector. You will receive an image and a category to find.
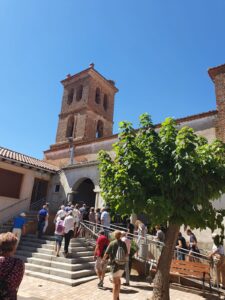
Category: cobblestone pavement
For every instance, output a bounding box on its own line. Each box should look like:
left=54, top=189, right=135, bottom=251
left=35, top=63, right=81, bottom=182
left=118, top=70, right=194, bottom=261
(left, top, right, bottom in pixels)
left=18, top=275, right=225, bottom=300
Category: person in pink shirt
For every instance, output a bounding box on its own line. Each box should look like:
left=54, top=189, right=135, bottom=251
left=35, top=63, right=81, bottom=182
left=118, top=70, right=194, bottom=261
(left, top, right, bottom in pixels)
left=121, top=231, right=131, bottom=286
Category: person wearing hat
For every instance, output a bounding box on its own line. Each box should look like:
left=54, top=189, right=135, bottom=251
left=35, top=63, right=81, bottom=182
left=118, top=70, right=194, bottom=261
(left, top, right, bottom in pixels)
left=94, top=229, right=109, bottom=288
left=12, top=212, right=27, bottom=247
left=209, top=233, right=225, bottom=288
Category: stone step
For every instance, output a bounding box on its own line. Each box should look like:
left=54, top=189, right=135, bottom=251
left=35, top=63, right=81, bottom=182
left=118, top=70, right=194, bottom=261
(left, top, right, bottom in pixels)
left=25, top=270, right=97, bottom=286
left=24, top=234, right=57, bottom=241
left=31, top=252, right=94, bottom=263
left=15, top=255, right=28, bottom=262
left=0, top=224, right=12, bottom=228
left=27, top=257, right=95, bottom=271
left=16, top=227, right=96, bottom=285
left=17, top=245, right=54, bottom=254
left=21, top=237, right=54, bottom=245
left=18, top=244, right=93, bottom=256
left=25, top=263, right=95, bottom=279
left=22, top=235, right=87, bottom=244
left=19, top=241, right=88, bottom=252
left=16, top=250, right=34, bottom=258
left=16, top=250, right=94, bottom=262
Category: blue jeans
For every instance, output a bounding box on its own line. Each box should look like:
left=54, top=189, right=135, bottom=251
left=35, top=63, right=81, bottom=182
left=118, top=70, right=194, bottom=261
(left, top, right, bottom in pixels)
left=37, top=221, right=45, bottom=238
left=177, top=251, right=185, bottom=261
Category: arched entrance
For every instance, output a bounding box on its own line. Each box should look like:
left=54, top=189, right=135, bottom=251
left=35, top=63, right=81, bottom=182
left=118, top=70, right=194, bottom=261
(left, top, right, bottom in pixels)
left=72, top=178, right=95, bottom=208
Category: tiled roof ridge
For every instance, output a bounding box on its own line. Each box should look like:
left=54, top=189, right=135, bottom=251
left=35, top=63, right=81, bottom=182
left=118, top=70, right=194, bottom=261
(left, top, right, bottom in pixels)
left=45, top=109, right=217, bottom=154
left=155, top=109, right=218, bottom=127
left=0, top=146, right=59, bottom=172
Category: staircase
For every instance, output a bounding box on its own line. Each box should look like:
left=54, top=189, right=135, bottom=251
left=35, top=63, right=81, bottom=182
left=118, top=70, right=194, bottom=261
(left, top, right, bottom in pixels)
left=0, top=210, right=38, bottom=233
left=16, top=234, right=97, bottom=286
left=0, top=220, right=13, bottom=233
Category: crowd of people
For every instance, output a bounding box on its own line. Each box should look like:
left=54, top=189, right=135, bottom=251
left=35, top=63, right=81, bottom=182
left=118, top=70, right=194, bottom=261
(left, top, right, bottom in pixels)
left=1, top=202, right=225, bottom=298
left=51, top=203, right=112, bottom=257
left=175, top=229, right=199, bottom=261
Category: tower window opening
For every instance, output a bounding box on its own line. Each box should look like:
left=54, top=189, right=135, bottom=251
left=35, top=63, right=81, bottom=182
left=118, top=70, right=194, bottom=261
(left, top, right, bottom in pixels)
left=67, top=88, right=74, bottom=105
left=95, top=87, right=101, bottom=104
left=76, top=85, right=83, bottom=101
left=103, top=94, right=108, bottom=111
left=96, top=120, right=104, bottom=138
left=66, top=116, right=74, bottom=138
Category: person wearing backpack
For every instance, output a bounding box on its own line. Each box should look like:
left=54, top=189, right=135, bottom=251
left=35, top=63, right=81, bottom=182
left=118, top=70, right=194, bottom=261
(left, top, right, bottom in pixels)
left=102, top=230, right=128, bottom=300
left=54, top=216, right=65, bottom=257
left=93, top=229, right=109, bottom=288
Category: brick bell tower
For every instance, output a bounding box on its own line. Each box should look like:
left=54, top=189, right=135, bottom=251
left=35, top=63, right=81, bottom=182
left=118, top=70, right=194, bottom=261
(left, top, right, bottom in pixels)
left=55, top=63, right=118, bottom=144
left=208, top=64, right=225, bottom=143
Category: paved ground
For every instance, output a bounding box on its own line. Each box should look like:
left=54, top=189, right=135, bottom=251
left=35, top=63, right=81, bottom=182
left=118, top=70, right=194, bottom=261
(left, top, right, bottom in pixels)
left=18, top=274, right=225, bottom=300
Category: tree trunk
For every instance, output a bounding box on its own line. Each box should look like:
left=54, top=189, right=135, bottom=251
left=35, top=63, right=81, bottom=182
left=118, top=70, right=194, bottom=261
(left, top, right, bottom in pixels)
left=151, top=223, right=179, bottom=300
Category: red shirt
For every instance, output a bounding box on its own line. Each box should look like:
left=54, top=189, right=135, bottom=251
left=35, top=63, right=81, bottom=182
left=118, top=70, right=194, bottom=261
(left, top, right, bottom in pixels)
left=96, top=235, right=109, bottom=257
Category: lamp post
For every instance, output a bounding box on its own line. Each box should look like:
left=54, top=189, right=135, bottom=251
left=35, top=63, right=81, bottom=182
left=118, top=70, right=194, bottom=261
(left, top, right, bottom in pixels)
left=68, top=137, right=75, bottom=165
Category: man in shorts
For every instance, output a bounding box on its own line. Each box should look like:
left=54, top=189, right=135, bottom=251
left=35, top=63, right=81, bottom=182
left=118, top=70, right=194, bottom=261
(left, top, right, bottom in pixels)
left=94, top=229, right=109, bottom=288
left=102, top=230, right=128, bottom=300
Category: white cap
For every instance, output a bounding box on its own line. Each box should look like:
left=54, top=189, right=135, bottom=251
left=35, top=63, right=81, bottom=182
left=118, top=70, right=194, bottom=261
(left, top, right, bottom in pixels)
left=212, top=233, right=218, bottom=238
left=20, top=212, right=26, bottom=217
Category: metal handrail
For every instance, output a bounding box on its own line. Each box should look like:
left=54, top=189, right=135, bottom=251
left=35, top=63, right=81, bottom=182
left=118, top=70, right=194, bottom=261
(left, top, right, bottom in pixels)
left=82, top=219, right=165, bottom=247
left=30, top=197, right=46, bottom=211
left=0, top=197, right=29, bottom=214
left=80, top=220, right=219, bottom=289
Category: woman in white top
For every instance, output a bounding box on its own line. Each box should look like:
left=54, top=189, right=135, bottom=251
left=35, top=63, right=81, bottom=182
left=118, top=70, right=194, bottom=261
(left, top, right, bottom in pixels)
left=63, top=211, right=75, bottom=256
left=73, top=204, right=81, bottom=237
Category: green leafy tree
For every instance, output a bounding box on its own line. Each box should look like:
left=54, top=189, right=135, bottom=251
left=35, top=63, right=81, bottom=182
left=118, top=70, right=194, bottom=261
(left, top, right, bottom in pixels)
left=98, top=113, right=225, bottom=300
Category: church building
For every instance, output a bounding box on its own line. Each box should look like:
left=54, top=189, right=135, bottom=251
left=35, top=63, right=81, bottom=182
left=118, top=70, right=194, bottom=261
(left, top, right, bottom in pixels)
left=42, top=62, right=225, bottom=215
left=1, top=62, right=225, bottom=246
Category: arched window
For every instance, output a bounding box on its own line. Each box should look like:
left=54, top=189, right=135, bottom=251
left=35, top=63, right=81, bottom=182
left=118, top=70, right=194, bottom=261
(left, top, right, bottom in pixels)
left=67, top=88, right=74, bottom=105
left=96, top=120, right=104, bottom=138
left=66, top=116, right=74, bottom=138
left=76, top=85, right=83, bottom=101
left=95, top=87, right=101, bottom=104
left=103, top=94, right=108, bottom=111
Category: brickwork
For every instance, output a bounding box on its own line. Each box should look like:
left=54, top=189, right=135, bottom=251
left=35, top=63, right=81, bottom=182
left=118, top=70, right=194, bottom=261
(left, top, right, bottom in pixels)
left=214, top=74, right=225, bottom=142
left=208, top=64, right=225, bottom=142
left=55, top=65, right=118, bottom=144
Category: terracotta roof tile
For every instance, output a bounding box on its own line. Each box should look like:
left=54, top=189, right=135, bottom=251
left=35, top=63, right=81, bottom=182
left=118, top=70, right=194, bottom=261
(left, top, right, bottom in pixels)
left=0, top=146, right=59, bottom=173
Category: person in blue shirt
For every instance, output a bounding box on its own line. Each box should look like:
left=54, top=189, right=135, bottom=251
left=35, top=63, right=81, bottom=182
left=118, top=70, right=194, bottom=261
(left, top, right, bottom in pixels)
left=12, top=212, right=27, bottom=247
left=37, top=204, right=48, bottom=238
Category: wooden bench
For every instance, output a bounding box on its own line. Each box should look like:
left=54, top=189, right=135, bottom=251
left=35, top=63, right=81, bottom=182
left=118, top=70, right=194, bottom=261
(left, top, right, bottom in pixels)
left=170, top=259, right=211, bottom=291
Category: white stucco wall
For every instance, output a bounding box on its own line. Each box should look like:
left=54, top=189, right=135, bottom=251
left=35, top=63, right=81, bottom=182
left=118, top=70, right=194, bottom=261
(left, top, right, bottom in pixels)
left=0, top=161, right=51, bottom=224
left=47, top=162, right=101, bottom=211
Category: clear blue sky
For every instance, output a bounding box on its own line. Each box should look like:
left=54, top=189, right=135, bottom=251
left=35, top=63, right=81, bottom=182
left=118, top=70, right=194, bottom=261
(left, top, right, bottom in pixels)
left=0, top=0, right=225, bottom=159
